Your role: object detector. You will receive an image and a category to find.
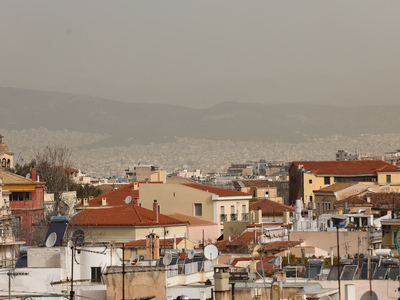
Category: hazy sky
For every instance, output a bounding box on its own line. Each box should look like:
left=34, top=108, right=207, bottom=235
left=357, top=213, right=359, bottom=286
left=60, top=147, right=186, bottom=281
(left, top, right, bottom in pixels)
left=2, top=1, right=400, bottom=108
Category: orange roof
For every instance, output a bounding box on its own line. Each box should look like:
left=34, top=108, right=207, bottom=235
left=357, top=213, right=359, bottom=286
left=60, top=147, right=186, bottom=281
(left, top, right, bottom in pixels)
left=230, top=256, right=275, bottom=268
left=334, top=196, right=370, bottom=207
left=181, top=183, right=251, bottom=197
left=228, top=231, right=262, bottom=246
left=250, top=198, right=294, bottom=213
left=259, top=241, right=303, bottom=252
left=293, top=160, right=400, bottom=175
left=80, top=182, right=162, bottom=207
left=71, top=204, right=187, bottom=227
left=125, top=237, right=185, bottom=247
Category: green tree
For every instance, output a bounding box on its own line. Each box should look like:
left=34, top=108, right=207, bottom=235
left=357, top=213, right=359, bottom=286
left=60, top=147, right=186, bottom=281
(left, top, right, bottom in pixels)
left=72, top=184, right=102, bottom=199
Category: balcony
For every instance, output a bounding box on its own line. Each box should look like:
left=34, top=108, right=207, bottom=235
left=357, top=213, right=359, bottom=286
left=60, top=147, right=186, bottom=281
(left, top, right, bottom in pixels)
left=220, top=214, right=227, bottom=222
left=230, top=214, right=238, bottom=221
left=242, top=213, right=249, bottom=221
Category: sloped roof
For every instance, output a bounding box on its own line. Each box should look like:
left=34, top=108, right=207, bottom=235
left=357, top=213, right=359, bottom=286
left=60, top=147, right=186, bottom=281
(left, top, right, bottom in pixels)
left=230, top=256, right=275, bottom=269
left=80, top=182, right=162, bottom=207
left=334, top=195, right=370, bottom=207
left=228, top=231, right=262, bottom=246
left=364, top=192, right=400, bottom=210
left=314, top=182, right=359, bottom=193
left=70, top=204, right=187, bottom=227
left=250, top=198, right=294, bottom=213
left=167, top=213, right=217, bottom=225
left=292, top=160, right=400, bottom=175
left=234, top=180, right=276, bottom=188
left=181, top=183, right=251, bottom=197
left=125, top=237, right=185, bottom=247
left=259, top=241, right=303, bottom=252
left=0, top=169, right=44, bottom=185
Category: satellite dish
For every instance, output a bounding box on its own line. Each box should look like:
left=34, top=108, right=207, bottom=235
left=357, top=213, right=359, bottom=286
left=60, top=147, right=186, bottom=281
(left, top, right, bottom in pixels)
left=360, top=291, right=378, bottom=300
left=45, top=232, right=57, bottom=248
left=341, top=253, right=348, bottom=259
left=204, top=245, right=218, bottom=260
left=71, top=230, right=85, bottom=246
left=164, top=253, right=173, bottom=266
left=187, top=250, right=194, bottom=260
left=124, top=196, right=132, bottom=204
left=129, top=254, right=139, bottom=266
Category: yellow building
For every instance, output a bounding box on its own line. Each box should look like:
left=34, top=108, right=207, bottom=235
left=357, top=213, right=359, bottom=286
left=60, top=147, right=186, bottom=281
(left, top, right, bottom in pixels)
left=289, top=160, right=400, bottom=208
left=234, top=180, right=278, bottom=200
left=139, top=183, right=252, bottom=236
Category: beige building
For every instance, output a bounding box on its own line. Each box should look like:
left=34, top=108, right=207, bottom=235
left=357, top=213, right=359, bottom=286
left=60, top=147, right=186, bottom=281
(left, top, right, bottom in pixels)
left=139, top=183, right=252, bottom=235
left=234, top=179, right=278, bottom=200
left=125, top=164, right=166, bottom=183
left=314, top=182, right=370, bottom=215
left=0, top=134, right=13, bottom=169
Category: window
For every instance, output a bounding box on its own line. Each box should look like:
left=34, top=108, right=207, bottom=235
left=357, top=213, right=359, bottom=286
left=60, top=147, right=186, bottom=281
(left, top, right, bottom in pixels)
left=91, top=267, right=102, bottom=282
left=387, top=175, right=391, bottom=183
left=242, top=205, right=246, bottom=214
left=10, top=192, right=31, bottom=201
left=309, top=179, right=312, bottom=184
left=220, top=206, right=225, bottom=214
left=309, top=195, right=313, bottom=202
left=231, top=205, right=235, bottom=214
left=324, top=177, right=330, bottom=185
left=194, top=203, right=202, bottom=216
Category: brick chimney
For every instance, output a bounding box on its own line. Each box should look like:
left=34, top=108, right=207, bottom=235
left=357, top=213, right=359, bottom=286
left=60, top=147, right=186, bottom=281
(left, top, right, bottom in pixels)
left=153, top=200, right=159, bottom=223
left=32, top=168, right=37, bottom=182
left=133, top=197, right=140, bottom=206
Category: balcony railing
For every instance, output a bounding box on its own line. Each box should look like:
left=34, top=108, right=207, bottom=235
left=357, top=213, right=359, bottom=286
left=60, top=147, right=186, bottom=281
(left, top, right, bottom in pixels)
left=242, top=213, right=249, bottom=221
left=230, top=214, right=238, bottom=221
left=220, top=214, right=227, bottom=222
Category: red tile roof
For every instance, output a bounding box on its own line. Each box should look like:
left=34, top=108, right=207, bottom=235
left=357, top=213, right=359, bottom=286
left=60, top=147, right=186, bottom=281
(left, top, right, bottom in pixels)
left=181, top=183, right=251, bottom=197
left=313, top=182, right=360, bottom=193
left=125, top=237, right=185, bottom=247
left=228, top=231, right=262, bottom=246
left=250, top=198, right=294, bottom=214
left=230, top=256, right=275, bottom=268
left=71, top=204, right=187, bottom=227
left=334, top=196, right=370, bottom=207
left=259, top=241, right=303, bottom=252
left=80, top=182, right=162, bottom=207
left=293, top=160, right=400, bottom=175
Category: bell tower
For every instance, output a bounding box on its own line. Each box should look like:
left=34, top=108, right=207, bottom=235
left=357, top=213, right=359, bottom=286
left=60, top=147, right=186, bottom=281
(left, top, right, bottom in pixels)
left=0, top=134, right=14, bottom=169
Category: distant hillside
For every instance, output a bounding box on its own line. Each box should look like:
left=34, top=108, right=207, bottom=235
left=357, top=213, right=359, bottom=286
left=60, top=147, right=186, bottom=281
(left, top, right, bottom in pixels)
left=1, top=87, right=400, bottom=146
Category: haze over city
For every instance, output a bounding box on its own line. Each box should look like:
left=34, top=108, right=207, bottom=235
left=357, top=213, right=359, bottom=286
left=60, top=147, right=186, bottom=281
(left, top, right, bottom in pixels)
left=2, top=1, right=400, bottom=108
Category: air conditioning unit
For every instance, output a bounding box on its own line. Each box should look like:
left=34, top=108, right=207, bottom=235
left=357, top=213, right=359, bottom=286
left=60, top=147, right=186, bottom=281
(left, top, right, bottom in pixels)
left=139, top=254, right=147, bottom=261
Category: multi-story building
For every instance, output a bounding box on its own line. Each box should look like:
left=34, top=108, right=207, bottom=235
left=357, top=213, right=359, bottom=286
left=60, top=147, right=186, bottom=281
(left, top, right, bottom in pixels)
left=125, top=164, right=166, bottom=183
left=289, top=160, right=400, bottom=207
left=233, top=179, right=279, bottom=201
left=335, top=149, right=358, bottom=161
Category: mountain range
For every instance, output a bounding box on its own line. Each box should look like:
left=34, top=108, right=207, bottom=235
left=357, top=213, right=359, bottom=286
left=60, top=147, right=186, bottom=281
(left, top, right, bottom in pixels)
left=1, top=86, right=400, bottom=147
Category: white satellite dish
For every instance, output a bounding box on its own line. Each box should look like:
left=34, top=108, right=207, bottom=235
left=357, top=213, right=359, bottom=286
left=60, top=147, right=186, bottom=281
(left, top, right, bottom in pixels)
left=360, top=291, right=378, bottom=300
left=164, top=253, right=173, bottom=266
left=187, top=250, right=195, bottom=260
left=124, top=196, right=132, bottom=204
left=129, top=254, right=139, bottom=266
left=45, top=232, right=57, bottom=248
left=204, top=245, right=218, bottom=260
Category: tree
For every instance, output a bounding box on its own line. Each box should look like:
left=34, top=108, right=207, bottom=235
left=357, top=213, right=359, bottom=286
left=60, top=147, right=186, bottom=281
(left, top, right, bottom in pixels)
left=35, top=145, right=74, bottom=216
left=72, top=184, right=102, bottom=199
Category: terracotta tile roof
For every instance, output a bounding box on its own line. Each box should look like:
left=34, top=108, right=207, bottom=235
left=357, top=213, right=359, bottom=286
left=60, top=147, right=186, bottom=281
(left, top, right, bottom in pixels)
left=228, top=231, right=262, bottom=246
left=259, top=241, right=303, bottom=252
left=80, top=182, right=162, bottom=207
left=234, top=180, right=276, bottom=188
left=0, top=169, right=44, bottom=186
left=167, top=213, right=217, bottom=225
left=181, top=183, right=251, bottom=197
left=364, top=192, right=400, bottom=210
left=293, top=160, right=400, bottom=175
left=125, top=237, right=184, bottom=247
left=314, top=182, right=359, bottom=193
left=70, top=204, right=187, bottom=227
left=250, top=198, right=294, bottom=214
left=334, top=195, right=370, bottom=207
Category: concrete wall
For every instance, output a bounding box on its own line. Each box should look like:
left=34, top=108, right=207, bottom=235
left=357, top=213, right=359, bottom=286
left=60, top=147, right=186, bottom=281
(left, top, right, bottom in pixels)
left=107, top=266, right=166, bottom=300
left=188, top=223, right=219, bottom=246
left=289, top=231, right=369, bottom=257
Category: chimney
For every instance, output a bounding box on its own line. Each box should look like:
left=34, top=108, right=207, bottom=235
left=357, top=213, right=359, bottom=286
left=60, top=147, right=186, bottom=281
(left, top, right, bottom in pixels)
left=133, top=197, right=140, bottom=206
left=102, top=197, right=107, bottom=206
left=77, top=198, right=82, bottom=206
left=153, top=200, right=159, bottom=223
left=83, top=198, right=88, bottom=206
left=367, top=196, right=371, bottom=203
left=132, top=182, right=139, bottom=190
left=32, top=168, right=37, bottom=182
left=89, top=196, right=94, bottom=200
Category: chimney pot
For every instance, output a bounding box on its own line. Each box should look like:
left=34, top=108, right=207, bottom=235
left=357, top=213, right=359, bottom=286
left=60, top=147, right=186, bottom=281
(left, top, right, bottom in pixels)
left=153, top=201, right=159, bottom=223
